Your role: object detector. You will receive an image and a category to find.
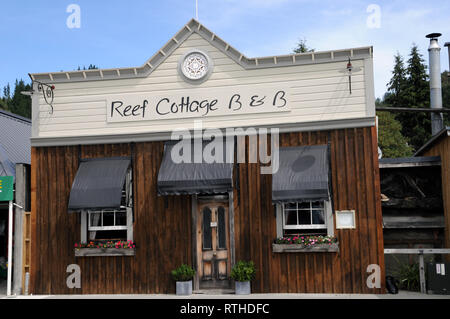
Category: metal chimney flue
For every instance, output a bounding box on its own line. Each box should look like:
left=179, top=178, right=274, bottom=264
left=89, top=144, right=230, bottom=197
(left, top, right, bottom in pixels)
left=426, top=33, right=444, bottom=135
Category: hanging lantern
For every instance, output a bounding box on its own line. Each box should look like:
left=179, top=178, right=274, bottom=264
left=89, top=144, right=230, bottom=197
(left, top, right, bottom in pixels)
left=347, top=58, right=353, bottom=94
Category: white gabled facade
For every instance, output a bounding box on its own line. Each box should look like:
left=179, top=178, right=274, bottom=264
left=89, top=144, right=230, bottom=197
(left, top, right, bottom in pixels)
left=30, top=19, right=375, bottom=147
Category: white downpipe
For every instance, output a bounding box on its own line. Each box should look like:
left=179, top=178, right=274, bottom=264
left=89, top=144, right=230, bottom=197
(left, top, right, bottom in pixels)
left=7, top=200, right=13, bottom=296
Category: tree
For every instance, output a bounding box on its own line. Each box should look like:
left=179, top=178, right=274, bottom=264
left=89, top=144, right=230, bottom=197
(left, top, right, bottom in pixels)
left=383, top=44, right=431, bottom=152
left=9, top=79, right=32, bottom=118
left=377, top=110, right=413, bottom=158
left=293, top=38, right=314, bottom=54
left=0, top=83, right=11, bottom=112
left=3, top=83, right=11, bottom=101
left=77, top=64, right=98, bottom=70
left=400, top=44, right=431, bottom=151
left=384, top=53, right=408, bottom=108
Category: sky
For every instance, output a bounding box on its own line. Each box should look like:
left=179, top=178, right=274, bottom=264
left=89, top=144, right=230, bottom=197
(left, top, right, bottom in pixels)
left=1, top=0, right=449, bottom=99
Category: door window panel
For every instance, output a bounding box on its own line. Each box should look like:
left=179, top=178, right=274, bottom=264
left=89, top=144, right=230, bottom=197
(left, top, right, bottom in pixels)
left=202, top=207, right=212, bottom=250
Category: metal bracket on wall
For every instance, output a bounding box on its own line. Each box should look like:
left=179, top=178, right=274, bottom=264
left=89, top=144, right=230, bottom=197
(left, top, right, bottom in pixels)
left=34, top=80, right=55, bottom=114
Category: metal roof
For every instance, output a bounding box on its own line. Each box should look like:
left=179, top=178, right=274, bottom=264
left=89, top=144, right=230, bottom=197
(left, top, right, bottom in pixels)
left=0, top=110, right=31, bottom=177
left=379, top=156, right=441, bottom=168
left=29, top=19, right=373, bottom=84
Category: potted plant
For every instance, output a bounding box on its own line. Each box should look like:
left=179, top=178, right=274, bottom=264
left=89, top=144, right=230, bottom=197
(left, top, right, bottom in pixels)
left=230, top=261, right=255, bottom=295
left=171, top=264, right=196, bottom=295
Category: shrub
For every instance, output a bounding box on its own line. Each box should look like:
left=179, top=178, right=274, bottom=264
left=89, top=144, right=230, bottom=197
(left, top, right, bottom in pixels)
left=394, top=261, right=420, bottom=292
left=171, top=264, right=196, bottom=282
left=230, top=261, right=256, bottom=282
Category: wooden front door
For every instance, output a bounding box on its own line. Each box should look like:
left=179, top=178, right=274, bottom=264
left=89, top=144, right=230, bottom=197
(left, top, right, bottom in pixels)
left=196, top=199, right=231, bottom=289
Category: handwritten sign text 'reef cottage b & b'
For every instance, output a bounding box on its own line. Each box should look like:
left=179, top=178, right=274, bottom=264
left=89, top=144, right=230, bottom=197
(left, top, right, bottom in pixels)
left=106, top=85, right=291, bottom=123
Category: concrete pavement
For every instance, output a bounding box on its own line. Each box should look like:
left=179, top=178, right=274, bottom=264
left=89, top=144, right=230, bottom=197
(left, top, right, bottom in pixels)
left=2, top=290, right=450, bottom=299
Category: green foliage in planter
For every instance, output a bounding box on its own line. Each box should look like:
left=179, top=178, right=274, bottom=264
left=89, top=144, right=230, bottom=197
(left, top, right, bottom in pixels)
left=394, top=261, right=420, bottom=292
left=171, top=264, right=196, bottom=282
left=230, top=261, right=256, bottom=282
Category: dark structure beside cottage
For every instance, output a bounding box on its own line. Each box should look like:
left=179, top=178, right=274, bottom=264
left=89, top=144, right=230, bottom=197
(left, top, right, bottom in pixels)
left=379, top=156, right=445, bottom=276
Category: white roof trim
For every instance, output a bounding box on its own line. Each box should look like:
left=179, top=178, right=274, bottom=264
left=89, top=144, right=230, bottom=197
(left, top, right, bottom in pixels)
left=29, top=18, right=373, bottom=84
left=30, top=117, right=376, bottom=147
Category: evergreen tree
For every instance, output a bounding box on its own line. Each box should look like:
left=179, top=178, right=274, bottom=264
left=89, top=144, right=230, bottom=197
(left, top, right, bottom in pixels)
left=384, top=53, right=408, bottom=108
left=293, top=39, right=314, bottom=54
left=383, top=44, right=431, bottom=151
left=400, top=44, right=431, bottom=151
left=3, top=83, right=11, bottom=101
left=77, top=64, right=98, bottom=70
left=1, top=83, right=11, bottom=111
left=9, top=79, right=32, bottom=118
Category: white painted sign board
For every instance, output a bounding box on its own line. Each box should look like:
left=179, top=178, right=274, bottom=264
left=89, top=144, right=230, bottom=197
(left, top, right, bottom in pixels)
left=106, top=85, right=291, bottom=123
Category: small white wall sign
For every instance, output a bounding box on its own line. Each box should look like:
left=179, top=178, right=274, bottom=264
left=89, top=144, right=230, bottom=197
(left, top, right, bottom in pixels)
left=335, top=210, right=356, bottom=229
left=106, top=85, right=290, bottom=123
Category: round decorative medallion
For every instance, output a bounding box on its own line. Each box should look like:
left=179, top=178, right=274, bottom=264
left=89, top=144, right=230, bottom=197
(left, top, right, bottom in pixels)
left=178, top=49, right=213, bottom=84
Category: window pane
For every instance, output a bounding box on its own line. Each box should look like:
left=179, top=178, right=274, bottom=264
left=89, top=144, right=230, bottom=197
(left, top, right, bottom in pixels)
left=312, top=201, right=324, bottom=209
left=297, top=202, right=310, bottom=209
left=90, top=230, right=127, bottom=240
left=285, top=210, right=297, bottom=225
left=217, top=206, right=226, bottom=249
left=312, top=210, right=325, bottom=225
left=284, top=229, right=327, bottom=236
left=298, top=211, right=311, bottom=225
left=115, top=211, right=127, bottom=226
left=89, top=213, right=101, bottom=227
left=202, top=207, right=212, bottom=250
left=284, top=203, right=297, bottom=210
left=103, top=212, right=115, bottom=226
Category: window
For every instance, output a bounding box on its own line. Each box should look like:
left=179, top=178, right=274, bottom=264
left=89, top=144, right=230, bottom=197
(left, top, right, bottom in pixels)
left=276, top=200, right=333, bottom=237
left=80, top=168, right=133, bottom=242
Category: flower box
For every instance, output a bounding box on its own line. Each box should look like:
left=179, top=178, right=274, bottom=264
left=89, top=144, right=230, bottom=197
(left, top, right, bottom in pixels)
left=272, top=242, right=339, bottom=253
left=75, top=248, right=136, bottom=257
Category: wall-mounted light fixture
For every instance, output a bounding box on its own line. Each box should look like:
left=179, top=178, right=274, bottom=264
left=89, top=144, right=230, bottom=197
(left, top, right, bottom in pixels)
left=339, top=58, right=361, bottom=94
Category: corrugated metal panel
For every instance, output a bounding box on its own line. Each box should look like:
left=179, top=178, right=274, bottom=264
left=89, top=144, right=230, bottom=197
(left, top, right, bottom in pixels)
left=0, top=110, right=31, bottom=176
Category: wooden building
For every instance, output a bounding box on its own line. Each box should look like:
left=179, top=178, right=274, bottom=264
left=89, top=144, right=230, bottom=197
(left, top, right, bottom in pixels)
left=415, top=127, right=450, bottom=251
left=379, top=156, right=445, bottom=274
left=28, top=19, right=385, bottom=294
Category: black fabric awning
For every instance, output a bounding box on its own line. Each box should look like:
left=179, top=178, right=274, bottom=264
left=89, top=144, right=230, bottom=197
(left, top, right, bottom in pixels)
left=157, top=138, right=234, bottom=195
left=272, top=145, right=330, bottom=203
left=68, top=157, right=131, bottom=211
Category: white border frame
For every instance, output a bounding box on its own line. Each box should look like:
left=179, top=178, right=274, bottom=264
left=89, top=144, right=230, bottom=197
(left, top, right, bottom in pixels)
left=335, top=210, right=356, bottom=229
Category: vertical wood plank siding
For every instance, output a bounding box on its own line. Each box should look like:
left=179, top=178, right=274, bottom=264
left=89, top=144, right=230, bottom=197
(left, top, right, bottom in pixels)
left=30, top=127, right=385, bottom=294
left=423, top=136, right=450, bottom=250
left=30, top=142, right=192, bottom=294
left=233, top=126, right=385, bottom=294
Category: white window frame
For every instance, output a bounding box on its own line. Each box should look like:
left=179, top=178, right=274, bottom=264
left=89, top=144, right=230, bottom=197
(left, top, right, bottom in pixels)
left=87, top=209, right=129, bottom=231
left=276, top=200, right=334, bottom=237
left=81, top=168, right=133, bottom=242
